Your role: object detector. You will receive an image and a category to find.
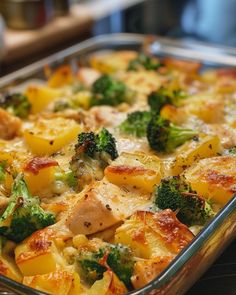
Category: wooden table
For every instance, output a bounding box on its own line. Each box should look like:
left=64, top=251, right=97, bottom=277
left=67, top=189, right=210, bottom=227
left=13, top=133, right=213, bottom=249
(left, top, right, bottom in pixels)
left=3, top=5, right=93, bottom=64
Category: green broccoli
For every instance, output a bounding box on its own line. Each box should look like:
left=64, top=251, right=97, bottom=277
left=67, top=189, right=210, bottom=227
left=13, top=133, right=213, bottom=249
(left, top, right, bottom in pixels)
left=0, top=162, right=7, bottom=183
left=154, top=176, right=215, bottom=226
left=70, top=128, right=118, bottom=190
left=147, top=115, right=197, bottom=153
left=55, top=169, right=77, bottom=188
left=53, top=100, right=72, bottom=112
left=119, top=111, right=152, bottom=138
left=148, top=87, right=187, bottom=114
left=0, top=175, right=55, bottom=242
left=224, top=147, right=236, bottom=155
left=0, top=93, right=31, bottom=118
left=127, top=53, right=162, bottom=71
left=77, top=243, right=134, bottom=289
left=90, top=75, right=133, bottom=107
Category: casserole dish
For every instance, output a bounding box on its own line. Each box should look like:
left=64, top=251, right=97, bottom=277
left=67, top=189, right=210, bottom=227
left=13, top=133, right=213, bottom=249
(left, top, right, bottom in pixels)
left=0, top=34, right=235, bottom=295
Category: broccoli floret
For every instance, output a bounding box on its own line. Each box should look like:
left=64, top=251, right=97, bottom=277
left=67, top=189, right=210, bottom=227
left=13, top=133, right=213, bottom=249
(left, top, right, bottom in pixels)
left=154, top=176, right=215, bottom=226
left=96, top=128, right=118, bottom=160
left=147, top=115, right=197, bottom=153
left=53, top=100, right=72, bottom=112
left=70, top=128, right=118, bottom=190
left=55, top=169, right=77, bottom=188
left=90, top=75, right=133, bottom=106
left=127, top=53, right=162, bottom=71
left=0, top=162, right=7, bottom=183
left=224, top=146, right=236, bottom=155
left=148, top=87, right=187, bottom=114
left=119, top=111, right=152, bottom=138
left=0, top=175, right=55, bottom=242
left=0, top=93, right=31, bottom=118
left=77, top=243, right=134, bottom=289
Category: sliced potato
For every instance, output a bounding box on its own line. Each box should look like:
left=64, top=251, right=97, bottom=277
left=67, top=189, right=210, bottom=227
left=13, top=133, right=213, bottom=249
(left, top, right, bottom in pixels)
left=23, top=157, right=58, bottom=195
left=160, top=104, right=186, bottom=125
left=115, top=210, right=193, bottom=259
left=47, top=65, right=74, bottom=88
left=24, top=118, right=81, bottom=156
left=119, top=71, right=162, bottom=94
left=25, top=85, right=62, bottom=114
left=90, top=51, right=137, bottom=73
left=169, top=134, right=222, bottom=175
left=15, top=228, right=66, bottom=276
left=84, top=270, right=127, bottom=295
left=105, top=152, right=162, bottom=193
left=182, top=94, right=225, bottom=123
left=23, top=270, right=81, bottom=295
left=184, top=155, right=236, bottom=205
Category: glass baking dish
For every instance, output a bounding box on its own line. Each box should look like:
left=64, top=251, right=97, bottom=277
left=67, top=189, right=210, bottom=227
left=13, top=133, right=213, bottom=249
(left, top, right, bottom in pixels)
left=0, top=33, right=235, bottom=295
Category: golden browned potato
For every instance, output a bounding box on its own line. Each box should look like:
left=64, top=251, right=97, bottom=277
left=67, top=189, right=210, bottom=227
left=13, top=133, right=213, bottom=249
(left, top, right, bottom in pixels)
left=23, top=270, right=82, bottom=295
left=15, top=228, right=67, bottom=276
left=47, top=65, right=74, bottom=88
left=90, top=51, right=137, bottom=73
left=168, top=134, right=222, bottom=175
left=105, top=152, right=162, bottom=193
left=115, top=210, right=194, bottom=259
left=24, top=118, right=81, bottom=156
left=25, top=85, right=62, bottom=114
left=184, top=155, right=236, bottom=205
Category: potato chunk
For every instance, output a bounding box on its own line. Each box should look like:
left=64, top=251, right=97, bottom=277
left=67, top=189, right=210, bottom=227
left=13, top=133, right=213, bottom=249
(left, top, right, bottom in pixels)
left=25, top=85, right=62, bottom=114
left=23, top=270, right=81, bottom=295
left=105, top=152, right=162, bottom=193
left=182, top=94, right=225, bottom=123
left=24, top=118, right=81, bottom=156
left=169, top=134, right=222, bottom=175
left=23, top=157, right=58, bottom=195
left=84, top=270, right=127, bottom=295
left=15, top=228, right=66, bottom=276
left=90, top=51, right=137, bottom=73
left=184, top=156, right=236, bottom=205
left=119, top=71, right=162, bottom=94
left=115, top=210, right=194, bottom=259
left=47, top=65, right=74, bottom=88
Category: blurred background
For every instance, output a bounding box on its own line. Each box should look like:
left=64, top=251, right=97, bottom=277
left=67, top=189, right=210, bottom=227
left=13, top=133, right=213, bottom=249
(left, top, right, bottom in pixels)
left=1, top=0, right=236, bottom=76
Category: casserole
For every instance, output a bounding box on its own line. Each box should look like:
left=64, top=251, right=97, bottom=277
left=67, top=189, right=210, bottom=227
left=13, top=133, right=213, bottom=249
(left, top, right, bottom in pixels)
left=0, top=34, right=235, bottom=295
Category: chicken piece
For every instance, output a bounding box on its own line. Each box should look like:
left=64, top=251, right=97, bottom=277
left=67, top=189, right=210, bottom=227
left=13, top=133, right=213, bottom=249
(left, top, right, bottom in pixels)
left=86, top=106, right=126, bottom=129
left=131, top=256, right=173, bottom=289
left=77, top=67, right=101, bottom=87
left=65, top=180, right=152, bottom=235
left=0, top=108, right=21, bottom=140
